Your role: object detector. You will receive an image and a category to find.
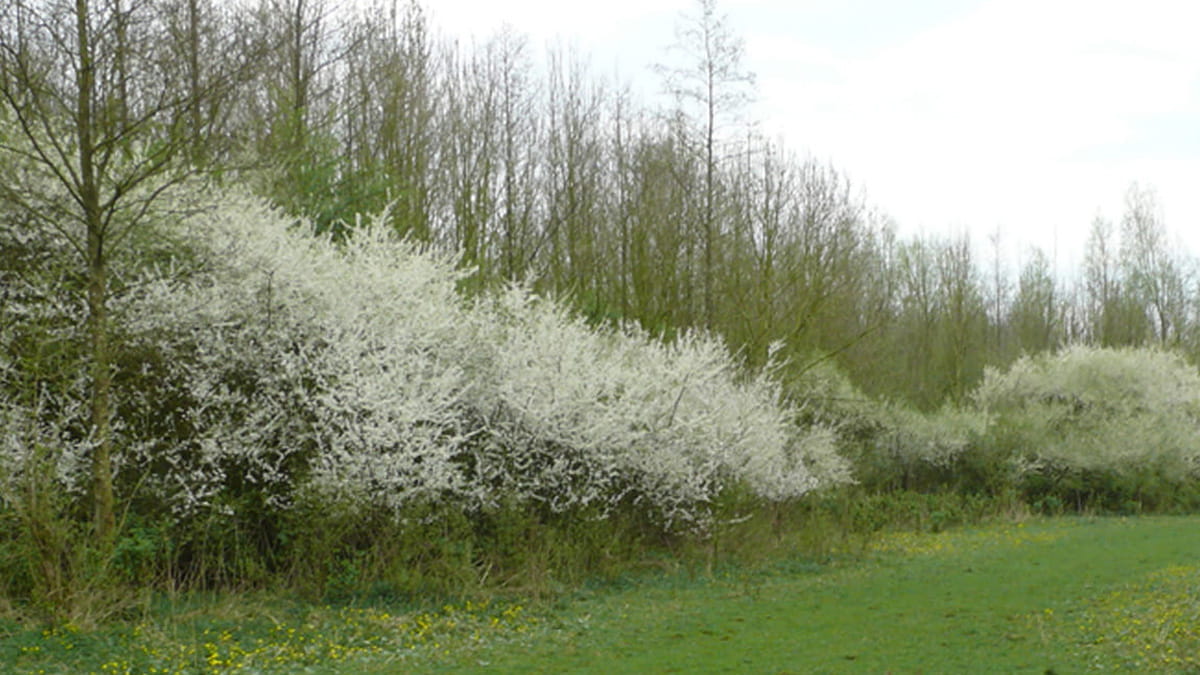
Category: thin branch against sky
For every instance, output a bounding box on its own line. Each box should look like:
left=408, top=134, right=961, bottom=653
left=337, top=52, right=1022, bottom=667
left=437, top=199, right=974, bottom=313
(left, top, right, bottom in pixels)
left=428, top=0, right=1200, bottom=265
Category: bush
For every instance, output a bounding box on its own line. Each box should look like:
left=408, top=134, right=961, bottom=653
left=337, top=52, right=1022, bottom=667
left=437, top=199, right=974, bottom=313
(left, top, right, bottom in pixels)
left=475, top=292, right=847, bottom=525
left=785, top=358, right=986, bottom=493
left=863, top=403, right=988, bottom=492
left=122, top=194, right=847, bottom=527
left=973, top=345, right=1200, bottom=510
left=2, top=188, right=850, bottom=598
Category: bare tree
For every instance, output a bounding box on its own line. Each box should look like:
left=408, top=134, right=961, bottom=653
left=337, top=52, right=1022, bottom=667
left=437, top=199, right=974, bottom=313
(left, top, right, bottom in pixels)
left=158, top=0, right=258, bottom=166
left=491, top=29, right=540, bottom=281
left=934, top=234, right=986, bottom=403
left=984, top=228, right=1011, bottom=361
left=247, top=0, right=352, bottom=230
left=1083, top=215, right=1123, bottom=345
left=438, top=38, right=499, bottom=278
left=543, top=46, right=606, bottom=300
left=1120, top=183, right=1187, bottom=346
left=339, top=0, right=438, bottom=239
left=1010, top=247, right=1061, bottom=354
left=655, top=0, right=754, bottom=323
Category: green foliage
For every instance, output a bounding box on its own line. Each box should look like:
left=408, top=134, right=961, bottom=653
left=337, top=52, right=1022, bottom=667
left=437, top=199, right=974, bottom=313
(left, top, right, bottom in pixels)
left=110, top=521, right=173, bottom=585
left=0, top=439, right=144, bottom=624
left=784, top=357, right=988, bottom=493
left=251, top=101, right=395, bottom=240
left=277, top=491, right=663, bottom=602
left=800, top=488, right=1016, bottom=537
left=5, top=517, right=1198, bottom=674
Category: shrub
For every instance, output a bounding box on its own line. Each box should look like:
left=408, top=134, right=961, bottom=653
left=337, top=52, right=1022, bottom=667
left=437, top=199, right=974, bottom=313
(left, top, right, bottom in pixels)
left=1, top=187, right=852, bottom=596
left=475, top=292, right=847, bottom=525
left=864, top=403, right=988, bottom=492
left=785, top=358, right=985, bottom=492
left=973, top=345, right=1200, bottom=510
left=0, top=191, right=848, bottom=542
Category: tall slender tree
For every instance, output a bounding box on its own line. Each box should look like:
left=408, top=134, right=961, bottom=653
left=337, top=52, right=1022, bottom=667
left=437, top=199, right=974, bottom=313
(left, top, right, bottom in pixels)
left=1121, top=183, right=1187, bottom=346
left=655, top=0, right=754, bottom=324
left=0, top=0, right=234, bottom=543
left=1010, top=247, right=1061, bottom=354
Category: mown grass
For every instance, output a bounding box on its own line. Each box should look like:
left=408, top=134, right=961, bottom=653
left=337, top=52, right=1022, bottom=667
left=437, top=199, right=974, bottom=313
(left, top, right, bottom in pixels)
left=2, top=515, right=1198, bottom=673
left=432, top=515, right=1200, bottom=673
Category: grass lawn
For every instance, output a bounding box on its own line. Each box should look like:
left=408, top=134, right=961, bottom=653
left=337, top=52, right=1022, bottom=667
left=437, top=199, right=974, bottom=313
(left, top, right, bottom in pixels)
left=431, top=516, right=1200, bottom=674
left=3, top=516, right=1198, bottom=673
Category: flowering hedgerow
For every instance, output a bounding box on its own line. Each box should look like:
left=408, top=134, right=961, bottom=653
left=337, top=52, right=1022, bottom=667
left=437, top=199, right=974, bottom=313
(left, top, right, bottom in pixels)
left=473, top=288, right=847, bottom=522
left=974, top=345, right=1200, bottom=479
left=3, top=190, right=848, bottom=529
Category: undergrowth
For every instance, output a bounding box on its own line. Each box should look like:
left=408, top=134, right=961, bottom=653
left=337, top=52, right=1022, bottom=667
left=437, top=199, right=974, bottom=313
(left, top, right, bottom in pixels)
left=0, top=487, right=1021, bottom=626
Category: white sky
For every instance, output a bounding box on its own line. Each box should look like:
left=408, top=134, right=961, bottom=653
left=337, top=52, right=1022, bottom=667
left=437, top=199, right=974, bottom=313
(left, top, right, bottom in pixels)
left=427, top=0, right=1200, bottom=270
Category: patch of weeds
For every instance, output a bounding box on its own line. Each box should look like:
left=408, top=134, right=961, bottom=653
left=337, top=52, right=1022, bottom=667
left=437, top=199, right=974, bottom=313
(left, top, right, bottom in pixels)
left=868, top=520, right=1066, bottom=558
left=0, top=596, right=540, bottom=674
left=1064, top=564, right=1200, bottom=671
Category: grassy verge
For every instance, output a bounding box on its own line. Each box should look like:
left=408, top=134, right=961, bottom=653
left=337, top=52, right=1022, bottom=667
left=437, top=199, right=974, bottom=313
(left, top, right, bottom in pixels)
left=3, top=515, right=1198, bottom=673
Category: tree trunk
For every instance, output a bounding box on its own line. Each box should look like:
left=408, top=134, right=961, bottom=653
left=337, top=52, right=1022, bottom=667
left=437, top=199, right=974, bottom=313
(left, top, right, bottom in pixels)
left=87, top=233, right=115, bottom=545
left=76, top=0, right=116, bottom=545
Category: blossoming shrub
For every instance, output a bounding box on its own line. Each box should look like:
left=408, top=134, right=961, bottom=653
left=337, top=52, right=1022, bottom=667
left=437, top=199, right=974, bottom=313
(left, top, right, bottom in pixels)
left=4, top=190, right=840, bottom=546
left=122, top=197, right=482, bottom=519
left=0, top=206, right=102, bottom=601
left=0, top=189, right=852, bottom=592
left=474, top=290, right=847, bottom=526
left=973, top=345, right=1200, bottom=511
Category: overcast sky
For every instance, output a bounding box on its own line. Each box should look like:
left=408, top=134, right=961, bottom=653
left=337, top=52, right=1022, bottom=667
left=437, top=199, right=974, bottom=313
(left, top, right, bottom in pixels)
left=427, top=0, right=1200, bottom=269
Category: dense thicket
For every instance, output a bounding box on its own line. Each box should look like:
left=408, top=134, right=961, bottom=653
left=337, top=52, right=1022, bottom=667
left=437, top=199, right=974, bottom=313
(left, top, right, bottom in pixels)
left=2, top=187, right=844, bottom=514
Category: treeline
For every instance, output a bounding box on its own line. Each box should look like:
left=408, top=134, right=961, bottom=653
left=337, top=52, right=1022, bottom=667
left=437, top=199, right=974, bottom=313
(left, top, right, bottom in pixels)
left=5, top=0, right=1197, bottom=410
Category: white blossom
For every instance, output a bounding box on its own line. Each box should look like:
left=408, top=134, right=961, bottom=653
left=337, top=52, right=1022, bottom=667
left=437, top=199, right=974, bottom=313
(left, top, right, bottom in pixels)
left=5, top=188, right=849, bottom=529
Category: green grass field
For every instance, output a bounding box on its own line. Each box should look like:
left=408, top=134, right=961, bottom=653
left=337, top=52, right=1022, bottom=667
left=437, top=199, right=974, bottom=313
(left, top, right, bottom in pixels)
left=4, top=516, right=1199, bottom=674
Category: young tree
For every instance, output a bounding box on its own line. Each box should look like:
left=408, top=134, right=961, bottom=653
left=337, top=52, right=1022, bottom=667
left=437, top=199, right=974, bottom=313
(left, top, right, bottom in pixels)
left=342, top=0, right=437, bottom=239
left=890, top=237, right=940, bottom=406
left=0, top=0, right=234, bottom=543
left=543, top=46, right=607, bottom=302
left=1082, top=215, right=1118, bottom=345
left=655, top=0, right=754, bottom=324
left=439, top=38, right=500, bottom=277
left=934, top=233, right=987, bottom=403
left=491, top=28, right=540, bottom=281
left=158, top=0, right=257, bottom=167
left=1010, top=247, right=1061, bottom=354
left=1120, top=183, right=1188, bottom=346
left=247, top=0, right=353, bottom=231
left=624, top=124, right=700, bottom=332
left=984, top=228, right=1012, bottom=362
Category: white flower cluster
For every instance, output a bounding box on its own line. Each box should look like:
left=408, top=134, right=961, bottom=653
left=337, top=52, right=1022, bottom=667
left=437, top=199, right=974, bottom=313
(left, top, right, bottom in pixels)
left=0, top=203, right=93, bottom=504
left=0, top=386, right=93, bottom=506
left=974, top=345, right=1200, bottom=478
left=473, top=289, right=846, bottom=523
left=872, top=403, right=988, bottom=468
left=110, top=191, right=846, bottom=526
